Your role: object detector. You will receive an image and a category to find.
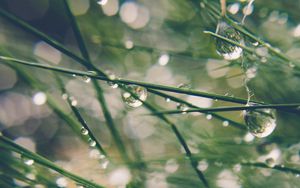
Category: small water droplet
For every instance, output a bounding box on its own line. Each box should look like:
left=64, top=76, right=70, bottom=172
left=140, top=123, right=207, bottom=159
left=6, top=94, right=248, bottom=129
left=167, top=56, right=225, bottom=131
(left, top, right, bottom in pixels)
left=244, top=106, right=277, bottom=138
left=106, top=72, right=119, bottom=88
left=222, top=120, right=229, bottom=127
left=158, top=53, right=170, bottom=66
left=22, top=156, right=34, bottom=166
left=296, top=174, right=300, bottom=178
left=87, top=71, right=97, bottom=76
left=176, top=103, right=189, bottom=114
left=289, top=62, right=295, bottom=68
left=215, top=22, right=243, bottom=60
left=165, top=98, right=171, bottom=102
left=99, top=155, right=109, bottom=169
left=81, top=127, right=89, bottom=135
left=88, top=138, right=96, bottom=147
left=206, top=114, right=213, bottom=120
left=72, top=74, right=76, bottom=77
left=253, top=41, right=259, bottom=46
left=97, top=0, right=108, bottom=6
left=71, top=99, right=78, bottom=106
left=62, top=93, right=68, bottom=100
left=82, top=75, right=91, bottom=83
left=265, top=158, right=276, bottom=168
left=121, top=85, right=147, bottom=108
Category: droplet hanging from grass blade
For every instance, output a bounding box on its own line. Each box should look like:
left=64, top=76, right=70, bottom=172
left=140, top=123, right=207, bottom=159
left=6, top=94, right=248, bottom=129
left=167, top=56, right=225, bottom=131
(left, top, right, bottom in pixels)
left=121, top=85, right=147, bottom=108
left=215, top=21, right=243, bottom=60
left=244, top=106, right=277, bottom=138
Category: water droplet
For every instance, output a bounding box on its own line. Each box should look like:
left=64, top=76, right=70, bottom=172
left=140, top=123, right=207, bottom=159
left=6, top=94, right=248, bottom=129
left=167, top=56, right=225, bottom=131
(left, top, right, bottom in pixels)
left=265, top=158, right=276, bottom=167
left=106, top=72, right=118, bottom=88
left=72, top=74, right=76, bottom=77
left=158, top=53, right=170, bottom=66
left=56, top=177, right=68, bottom=187
left=62, top=93, right=68, bottom=100
left=97, top=0, right=108, bottom=6
left=81, top=127, right=89, bottom=135
left=121, top=85, right=147, bottom=108
left=87, top=71, right=97, bottom=76
left=99, top=155, right=109, bottom=169
left=216, top=22, right=243, bottom=60
left=88, top=138, right=96, bottom=147
left=71, top=99, right=78, bottom=106
left=124, top=40, right=134, bottom=49
left=197, top=160, right=208, bottom=172
left=296, top=174, right=300, bottom=178
left=82, top=75, right=91, bottom=83
left=22, top=156, right=34, bottom=166
left=289, top=62, right=295, bottom=68
left=176, top=103, right=189, bottom=114
left=206, top=114, right=213, bottom=120
left=244, top=106, right=277, bottom=138
left=165, top=98, right=171, bottom=102
left=222, top=120, right=229, bottom=127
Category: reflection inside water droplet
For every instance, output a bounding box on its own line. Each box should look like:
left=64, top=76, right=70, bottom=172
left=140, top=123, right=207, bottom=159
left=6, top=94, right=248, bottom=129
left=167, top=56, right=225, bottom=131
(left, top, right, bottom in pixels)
left=244, top=106, right=277, bottom=138
left=81, top=127, right=89, bottom=135
left=121, top=85, right=147, bottom=108
left=215, top=22, right=243, bottom=60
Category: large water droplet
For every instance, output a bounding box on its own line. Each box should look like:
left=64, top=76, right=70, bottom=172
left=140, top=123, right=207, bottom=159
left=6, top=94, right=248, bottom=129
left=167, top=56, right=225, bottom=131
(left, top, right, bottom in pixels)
left=216, top=22, right=243, bottom=60
left=121, top=85, right=147, bottom=108
left=244, top=107, right=277, bottom=138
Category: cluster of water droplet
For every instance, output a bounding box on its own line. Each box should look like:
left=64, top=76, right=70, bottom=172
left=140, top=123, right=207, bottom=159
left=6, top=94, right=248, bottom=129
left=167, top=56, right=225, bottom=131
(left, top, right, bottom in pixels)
left=121, top=85, right=148, bottom=108
left=243, top=105, right=277, bottom=138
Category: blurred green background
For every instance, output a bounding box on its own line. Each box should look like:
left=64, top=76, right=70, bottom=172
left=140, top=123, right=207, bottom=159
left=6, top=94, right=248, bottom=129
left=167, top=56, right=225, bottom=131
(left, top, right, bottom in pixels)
left=0, top=0, right=300, bottom=187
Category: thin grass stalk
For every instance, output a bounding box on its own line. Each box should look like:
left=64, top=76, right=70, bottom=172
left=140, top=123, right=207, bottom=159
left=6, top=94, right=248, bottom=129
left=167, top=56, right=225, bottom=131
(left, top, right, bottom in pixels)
left=0, top=136, right=104, bottom=188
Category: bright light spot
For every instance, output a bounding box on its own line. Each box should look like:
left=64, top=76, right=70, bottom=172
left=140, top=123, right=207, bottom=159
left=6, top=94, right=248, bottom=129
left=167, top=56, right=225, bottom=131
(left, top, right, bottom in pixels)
left=124, top=40, right=134, bottom=49
left=108, top=167, right=132, bottom=187
left=97, top=0, right=108, bottom=6
left=14, top=137, right=36, bottom=152
left=56, top=177, right=68, bottom=187
left=243, top=3, right=254, bottom=16
left=120, top=2, right=138, bottom=24
left=293, top=24, right=300, bottom=37
left=120, top=2, right=149, bottom=29
left=101, top=0, right=119, bottom=16
left=165, top=159, right=179, bottom=173
left=32, top=92, right=47, bottom=106
left=222, top=46, right=243, bottom=60
left=243, top=132, right=255, bottom=142
left=228, top=3, right=240, bottom=15
left=34, top=41, right=62, bottom=64
left=217, top=170, right=241, bottom=188
left=158, top=53, right=170, bottom=66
